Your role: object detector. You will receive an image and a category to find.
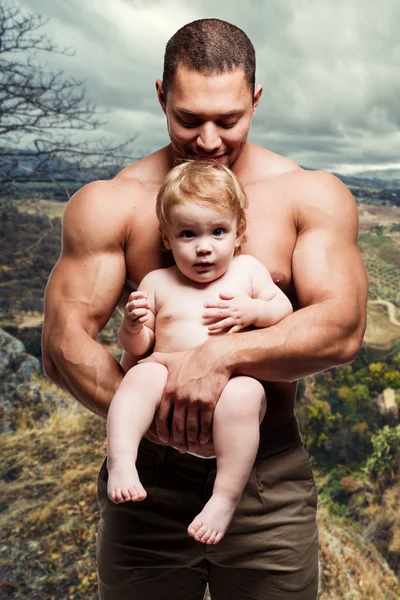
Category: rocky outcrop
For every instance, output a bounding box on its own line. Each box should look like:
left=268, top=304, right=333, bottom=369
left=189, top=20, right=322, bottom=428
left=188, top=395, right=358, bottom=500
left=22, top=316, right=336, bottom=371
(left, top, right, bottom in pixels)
left=0, top=328, right=66, bottom=433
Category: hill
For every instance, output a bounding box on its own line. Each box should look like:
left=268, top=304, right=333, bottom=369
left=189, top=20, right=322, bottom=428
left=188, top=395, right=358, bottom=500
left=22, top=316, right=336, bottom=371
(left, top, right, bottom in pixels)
left=0, top=195, right=399, bottom=598
left=1, top=332, right=399, bottom=599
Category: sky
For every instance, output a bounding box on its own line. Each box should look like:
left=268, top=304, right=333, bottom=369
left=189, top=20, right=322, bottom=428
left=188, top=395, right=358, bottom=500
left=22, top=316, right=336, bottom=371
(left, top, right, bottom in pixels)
left=18, top=0, right=400, bottom=174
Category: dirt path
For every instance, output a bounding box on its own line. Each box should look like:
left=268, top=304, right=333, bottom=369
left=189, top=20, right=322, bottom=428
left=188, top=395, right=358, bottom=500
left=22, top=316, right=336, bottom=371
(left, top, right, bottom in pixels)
left=17, top=314, right=44, bottom=329
left=368, top=299, right=400, bottom=327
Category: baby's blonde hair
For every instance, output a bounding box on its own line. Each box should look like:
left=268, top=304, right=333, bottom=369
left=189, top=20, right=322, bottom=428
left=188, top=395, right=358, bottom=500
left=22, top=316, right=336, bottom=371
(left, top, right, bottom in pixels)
left=156, top=161, right=248, bottom=248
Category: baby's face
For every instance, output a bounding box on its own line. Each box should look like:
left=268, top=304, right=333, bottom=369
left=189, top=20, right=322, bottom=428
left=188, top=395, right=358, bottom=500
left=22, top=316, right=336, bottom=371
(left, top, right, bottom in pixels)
left=161, top=202, right=241, bottom=283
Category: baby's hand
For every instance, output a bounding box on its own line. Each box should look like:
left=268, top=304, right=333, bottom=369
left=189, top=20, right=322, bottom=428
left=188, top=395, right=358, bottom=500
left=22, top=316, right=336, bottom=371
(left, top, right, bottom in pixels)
left=124, top=291, right=151, bottom=332
left=203, top=291, right=258, bottom=334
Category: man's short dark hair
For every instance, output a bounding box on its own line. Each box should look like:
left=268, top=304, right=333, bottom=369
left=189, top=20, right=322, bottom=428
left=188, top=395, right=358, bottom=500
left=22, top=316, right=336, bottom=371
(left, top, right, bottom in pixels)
left=162, top=19, right=255, bottom=98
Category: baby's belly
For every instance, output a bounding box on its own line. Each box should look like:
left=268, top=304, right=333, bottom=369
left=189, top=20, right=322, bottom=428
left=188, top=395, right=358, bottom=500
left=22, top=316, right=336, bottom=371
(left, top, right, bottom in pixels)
left=154, top=321, right=212, bottom=353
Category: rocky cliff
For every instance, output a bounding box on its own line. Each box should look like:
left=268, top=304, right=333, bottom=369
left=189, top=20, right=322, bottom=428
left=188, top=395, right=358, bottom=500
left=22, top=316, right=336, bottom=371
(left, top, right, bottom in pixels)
left=0, top=327, right=67, bottom=433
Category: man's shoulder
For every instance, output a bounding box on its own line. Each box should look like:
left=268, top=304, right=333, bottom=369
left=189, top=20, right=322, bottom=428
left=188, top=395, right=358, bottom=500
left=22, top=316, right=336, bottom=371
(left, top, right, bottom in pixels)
left=63, top=149, right=169, bottom=237
left=284, top=169, right=357, bottom=230
left=237, top=144, right=301, bottom=188
left=285, top=169, right=354, bottom=207
left=115, top=146, right=170, bottom=187
left=253, top=160, right=354, bottom=212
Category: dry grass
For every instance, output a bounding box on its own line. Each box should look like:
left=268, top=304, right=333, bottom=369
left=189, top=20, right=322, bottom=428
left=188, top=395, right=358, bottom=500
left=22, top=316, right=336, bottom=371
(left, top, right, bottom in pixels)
left=1, top=392, right=400, bottom=598
left=363, top=303, right=400, bottom=349
left=318, top=504, right=400, bottom=599
left=0, top=401, right=106, bottom=599
left=17, top=199, right=67, bottom=219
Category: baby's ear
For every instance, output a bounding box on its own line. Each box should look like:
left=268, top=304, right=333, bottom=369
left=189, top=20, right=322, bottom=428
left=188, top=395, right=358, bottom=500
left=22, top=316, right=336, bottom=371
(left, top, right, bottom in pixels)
left=159, top=226, right=171, bottom=250
left=235, top=226, right=247, bottom=253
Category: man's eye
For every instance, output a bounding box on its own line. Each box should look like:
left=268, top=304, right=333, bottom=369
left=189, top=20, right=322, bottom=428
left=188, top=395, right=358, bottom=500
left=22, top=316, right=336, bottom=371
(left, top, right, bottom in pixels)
left=218, top=121, right=239, bottom=129
left=179, top=120, right=200, bottom=128
left=180, top=230, right=195, bottom=238
left=213, top=228, right=225, bottom=237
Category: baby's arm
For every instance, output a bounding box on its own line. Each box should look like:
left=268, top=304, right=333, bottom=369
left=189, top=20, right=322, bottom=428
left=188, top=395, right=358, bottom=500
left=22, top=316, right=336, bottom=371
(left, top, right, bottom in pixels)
left=248, top=257, right=293, bottom=326
left=118, top=273, right=157, bottom=358
left=204, top=256, right=293, bottom=334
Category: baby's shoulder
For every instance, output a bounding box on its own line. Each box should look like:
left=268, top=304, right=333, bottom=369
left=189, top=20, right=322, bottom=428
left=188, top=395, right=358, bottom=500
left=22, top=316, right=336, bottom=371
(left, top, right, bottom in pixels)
left=138, top=266, right=177, bottom=290
left=232, top=254, right=269, bottom=273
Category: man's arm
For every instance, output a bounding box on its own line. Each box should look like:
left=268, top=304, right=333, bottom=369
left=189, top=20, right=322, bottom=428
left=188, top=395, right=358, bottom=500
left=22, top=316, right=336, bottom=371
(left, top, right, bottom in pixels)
left=219, top=171, right=368, bottom=381
left=42, top=180, right=129, bottom=420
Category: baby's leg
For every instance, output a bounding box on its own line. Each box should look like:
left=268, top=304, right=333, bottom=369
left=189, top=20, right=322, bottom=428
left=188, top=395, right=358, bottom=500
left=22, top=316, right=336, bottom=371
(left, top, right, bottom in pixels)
left=188, top=376, right=266, bottom=544
left=107, top=362, right=168, bottom=504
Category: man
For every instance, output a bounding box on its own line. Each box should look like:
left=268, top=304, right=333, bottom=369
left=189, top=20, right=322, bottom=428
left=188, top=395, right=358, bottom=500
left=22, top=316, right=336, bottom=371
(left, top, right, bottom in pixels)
left=42, top=18, right=368, bottom=600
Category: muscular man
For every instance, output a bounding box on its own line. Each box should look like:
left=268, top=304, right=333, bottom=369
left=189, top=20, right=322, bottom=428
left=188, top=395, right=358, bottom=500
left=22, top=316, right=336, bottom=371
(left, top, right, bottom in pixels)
left=42, top=18, right=368, bottom=600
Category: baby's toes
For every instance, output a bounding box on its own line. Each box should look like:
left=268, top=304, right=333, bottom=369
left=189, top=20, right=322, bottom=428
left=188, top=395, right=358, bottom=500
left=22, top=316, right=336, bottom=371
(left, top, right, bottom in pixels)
left=200, top=529, right=212, bottom=543
left=121, top=488, right=132, bottom=501
left=194, top=524, right=208, bottom=541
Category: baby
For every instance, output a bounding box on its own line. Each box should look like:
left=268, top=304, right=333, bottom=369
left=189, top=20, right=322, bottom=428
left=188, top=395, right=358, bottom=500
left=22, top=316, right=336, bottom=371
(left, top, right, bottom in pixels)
left=106, top=160, right=293, bottom=545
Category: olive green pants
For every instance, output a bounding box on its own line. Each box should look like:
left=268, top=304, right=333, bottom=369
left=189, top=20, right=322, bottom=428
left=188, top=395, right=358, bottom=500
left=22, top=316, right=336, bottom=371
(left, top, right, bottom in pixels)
left=96, top=417, right=319, bottom=599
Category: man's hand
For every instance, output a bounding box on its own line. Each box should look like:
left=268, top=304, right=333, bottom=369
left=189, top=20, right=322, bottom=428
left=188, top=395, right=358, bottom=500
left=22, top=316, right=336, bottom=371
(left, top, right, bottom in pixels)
left=138, top=341, right=231, bottom=453
left=203, top=291, right=258, bottom=334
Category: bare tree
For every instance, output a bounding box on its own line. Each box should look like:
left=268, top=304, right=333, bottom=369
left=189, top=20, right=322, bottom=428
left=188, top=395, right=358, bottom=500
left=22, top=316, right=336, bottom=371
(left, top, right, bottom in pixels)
left=0, top=1, right=137, bottom=200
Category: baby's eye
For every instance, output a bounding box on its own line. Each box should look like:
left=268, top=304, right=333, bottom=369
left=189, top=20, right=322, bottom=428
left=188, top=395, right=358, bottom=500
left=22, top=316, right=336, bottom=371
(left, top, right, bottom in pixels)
left=213, top=228, right=225, bottom=237
left=180, top=230, right=195, bottom=238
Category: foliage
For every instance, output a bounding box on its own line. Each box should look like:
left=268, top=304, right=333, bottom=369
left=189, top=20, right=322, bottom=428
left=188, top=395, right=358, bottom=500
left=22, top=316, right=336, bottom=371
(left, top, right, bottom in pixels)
left=365, top=426, right=400, bottom=489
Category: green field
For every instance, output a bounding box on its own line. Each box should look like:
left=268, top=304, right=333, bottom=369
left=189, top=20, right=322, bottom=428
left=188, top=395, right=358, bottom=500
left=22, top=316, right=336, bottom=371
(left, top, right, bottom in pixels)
left=359, top=234, right=400, bottom=307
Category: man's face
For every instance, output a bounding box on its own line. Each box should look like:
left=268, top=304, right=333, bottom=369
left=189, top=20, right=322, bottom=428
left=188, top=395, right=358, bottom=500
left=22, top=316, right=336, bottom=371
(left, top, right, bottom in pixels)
left=156, top=66, right=262, bottom=168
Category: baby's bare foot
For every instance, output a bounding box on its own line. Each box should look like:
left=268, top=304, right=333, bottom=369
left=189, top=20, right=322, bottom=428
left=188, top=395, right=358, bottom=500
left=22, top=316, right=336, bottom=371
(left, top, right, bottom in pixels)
left=107, top=459, right=147, bottom=504
left=187, top=493, right=237, bottom=545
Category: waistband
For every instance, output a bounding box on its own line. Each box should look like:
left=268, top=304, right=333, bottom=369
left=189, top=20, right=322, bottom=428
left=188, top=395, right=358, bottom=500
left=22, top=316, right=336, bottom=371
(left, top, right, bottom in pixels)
left=138, top=415, right=302, bottom=467
left=256, top=415, right=302, bottom=460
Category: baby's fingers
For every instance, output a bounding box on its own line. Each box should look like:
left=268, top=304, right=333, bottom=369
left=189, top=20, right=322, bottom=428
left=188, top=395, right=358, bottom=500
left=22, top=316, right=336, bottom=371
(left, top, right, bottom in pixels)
left=129, top=308, right=148, bottom=319
left=227, top=325, right=242, bottom=334
left=208, top=317, right=235, bottom=331
left=202, top=307, right=229, bottom=319
left=127, top=298, right=150, bottom=311
left=203, top=300, right=230, bottom=309
left=129, top=290, right=147, bottom=301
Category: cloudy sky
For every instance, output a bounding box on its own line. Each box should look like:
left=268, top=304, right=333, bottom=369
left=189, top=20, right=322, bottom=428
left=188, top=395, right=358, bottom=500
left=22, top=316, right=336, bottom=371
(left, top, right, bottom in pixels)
left=20, top=0, right=400, bottom=173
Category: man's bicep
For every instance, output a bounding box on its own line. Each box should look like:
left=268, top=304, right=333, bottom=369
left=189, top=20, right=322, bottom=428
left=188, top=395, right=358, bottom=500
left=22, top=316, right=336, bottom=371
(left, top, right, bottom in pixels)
left=292, top=181, right=368, bottom=322
left=44, top=182, right=128, bottom=337
left=45, top=250, right=126, bottom=338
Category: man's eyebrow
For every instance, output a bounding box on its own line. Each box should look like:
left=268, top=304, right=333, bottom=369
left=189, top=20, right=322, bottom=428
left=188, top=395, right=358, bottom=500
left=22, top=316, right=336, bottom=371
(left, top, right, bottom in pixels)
left=175, top=108, right=245, bottom=118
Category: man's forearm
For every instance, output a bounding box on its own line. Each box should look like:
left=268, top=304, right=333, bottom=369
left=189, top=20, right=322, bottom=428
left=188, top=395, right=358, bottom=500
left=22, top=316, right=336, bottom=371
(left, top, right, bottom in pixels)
left=43, top=330, right=124, bottom=420
left=216, top=300, right=365, bottom=382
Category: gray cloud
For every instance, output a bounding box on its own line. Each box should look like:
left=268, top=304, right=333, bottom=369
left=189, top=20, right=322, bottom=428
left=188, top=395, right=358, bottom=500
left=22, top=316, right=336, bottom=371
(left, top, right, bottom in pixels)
left=20, top=0, right=400, bottom=172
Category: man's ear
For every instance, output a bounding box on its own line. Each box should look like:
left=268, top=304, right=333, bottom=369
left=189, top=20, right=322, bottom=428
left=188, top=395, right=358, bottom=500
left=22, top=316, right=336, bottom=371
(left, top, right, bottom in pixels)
left=159, top=226, right=171, bottom=250
left=252, top=84, right=263, bottom=113
left=156, top=80, right=166, bottom=114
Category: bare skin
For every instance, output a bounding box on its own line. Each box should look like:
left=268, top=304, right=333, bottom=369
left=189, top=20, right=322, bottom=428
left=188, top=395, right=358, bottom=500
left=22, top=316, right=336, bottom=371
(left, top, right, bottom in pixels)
left=42, top=66, right=368, bottom=460
left=107, top=233, right=289, bottom=542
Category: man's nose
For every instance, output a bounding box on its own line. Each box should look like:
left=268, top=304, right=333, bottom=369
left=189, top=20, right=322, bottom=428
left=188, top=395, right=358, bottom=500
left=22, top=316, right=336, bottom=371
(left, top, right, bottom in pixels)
left=197, top=123, right=221, bottom=153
